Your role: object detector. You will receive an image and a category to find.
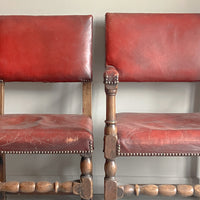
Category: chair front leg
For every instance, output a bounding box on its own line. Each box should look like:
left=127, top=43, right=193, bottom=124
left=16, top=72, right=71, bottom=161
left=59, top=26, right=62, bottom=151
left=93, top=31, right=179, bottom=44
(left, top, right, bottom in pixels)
left=80, top=154, right=93, bottom=200
left=104, top=65, right=119, bottom=200
left=104, top=125, right=118, bottom=200
left=104, top=158, right=117, bottom=200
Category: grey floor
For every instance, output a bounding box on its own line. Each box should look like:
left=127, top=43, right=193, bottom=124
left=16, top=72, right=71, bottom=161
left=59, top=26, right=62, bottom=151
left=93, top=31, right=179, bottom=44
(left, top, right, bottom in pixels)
left=7, top=194, right=198, bottom=200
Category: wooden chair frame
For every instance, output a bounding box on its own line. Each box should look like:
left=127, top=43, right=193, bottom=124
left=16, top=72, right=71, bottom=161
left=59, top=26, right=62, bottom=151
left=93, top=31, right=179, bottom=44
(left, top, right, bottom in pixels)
left=104, top=66, right=200, bottom=199
left=0, top=81, right=93, bottom=200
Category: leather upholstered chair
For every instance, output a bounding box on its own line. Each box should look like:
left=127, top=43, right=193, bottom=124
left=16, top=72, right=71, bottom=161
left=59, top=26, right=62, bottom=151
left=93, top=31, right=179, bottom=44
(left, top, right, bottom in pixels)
left=104, top=13, right=200, bottom=200
left=0, top=15, right=93, bottom=200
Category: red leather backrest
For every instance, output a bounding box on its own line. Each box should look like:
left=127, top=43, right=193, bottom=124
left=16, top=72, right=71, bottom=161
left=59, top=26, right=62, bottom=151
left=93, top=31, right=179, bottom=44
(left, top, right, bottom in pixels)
left=0, top=15, right=92, bottom=82
left=106, top=13, right=200, bottom=82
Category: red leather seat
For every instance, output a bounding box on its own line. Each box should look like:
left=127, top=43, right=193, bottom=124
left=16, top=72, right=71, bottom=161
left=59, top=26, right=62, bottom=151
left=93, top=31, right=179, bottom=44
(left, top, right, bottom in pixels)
left=0, top=114, right=93, bottom=153
left=117, top=113, right=200, bottom=156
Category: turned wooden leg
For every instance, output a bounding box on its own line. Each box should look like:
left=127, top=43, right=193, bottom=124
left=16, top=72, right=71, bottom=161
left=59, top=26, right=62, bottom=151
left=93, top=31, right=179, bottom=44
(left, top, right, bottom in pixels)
left=80, top=154, right=93, bottom=200
left=104, top=68, right=119, bottom=200
left=0, top=154, right=6, bottom=200
left=104, top=158, right=117, bottom=200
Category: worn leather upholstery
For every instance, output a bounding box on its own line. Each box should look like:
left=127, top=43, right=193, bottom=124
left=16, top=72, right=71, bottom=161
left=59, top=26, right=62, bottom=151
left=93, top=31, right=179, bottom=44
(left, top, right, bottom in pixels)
left=0, top=15, right=92, bottom=82
left=0, top=114, right=93, bottom=152
left=117, top=113, right=200, bottom=154
left=106, top=13, right=200, bottom=82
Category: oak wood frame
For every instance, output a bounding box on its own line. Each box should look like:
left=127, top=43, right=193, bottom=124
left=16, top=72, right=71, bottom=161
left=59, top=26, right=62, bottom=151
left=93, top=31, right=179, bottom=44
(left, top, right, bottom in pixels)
left=82, top=82, right=92, bottom=118
left=0, top=81, right=93, bottom=200
left=104, top=66, right=200, bottom=199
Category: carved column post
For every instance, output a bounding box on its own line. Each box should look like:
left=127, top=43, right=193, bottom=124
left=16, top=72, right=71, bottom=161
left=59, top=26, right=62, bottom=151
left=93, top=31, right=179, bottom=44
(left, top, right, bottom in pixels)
left=104, top=66, right=119, bottom=200
left=80, top=154, right=93, bottom=200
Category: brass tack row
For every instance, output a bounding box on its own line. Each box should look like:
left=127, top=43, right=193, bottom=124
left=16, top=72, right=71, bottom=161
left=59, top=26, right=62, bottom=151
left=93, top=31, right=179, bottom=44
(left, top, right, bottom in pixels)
left=117, top=184, right=200, bottom=198
left=117, top=145, right=200, bottom=156
left=104, top=75, right=119, bottom=85
left=0, top=142, right=93, bottom=154
left=0, top=150, right=93, bottom=154
left=118, top=152, right=200, bottom=156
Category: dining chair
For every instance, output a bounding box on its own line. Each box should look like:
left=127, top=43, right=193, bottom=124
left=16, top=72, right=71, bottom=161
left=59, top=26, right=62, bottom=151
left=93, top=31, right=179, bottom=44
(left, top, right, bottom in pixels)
left=104, top=13, right=200, bottom=200
left=0, top=15, right=93, bottom=200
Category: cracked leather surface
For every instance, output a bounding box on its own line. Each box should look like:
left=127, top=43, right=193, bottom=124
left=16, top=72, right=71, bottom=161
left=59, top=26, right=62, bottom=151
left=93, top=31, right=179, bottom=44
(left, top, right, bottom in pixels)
left=0, top=114, right=93, bottom=152
left=117, top=113, right=200, bottom=154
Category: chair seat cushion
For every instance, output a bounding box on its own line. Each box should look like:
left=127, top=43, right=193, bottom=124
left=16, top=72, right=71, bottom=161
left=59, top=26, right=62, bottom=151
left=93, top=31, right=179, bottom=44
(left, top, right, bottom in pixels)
left=117, top=113, right=200, bottom=156
left=0, top=114, right=93, bottom=153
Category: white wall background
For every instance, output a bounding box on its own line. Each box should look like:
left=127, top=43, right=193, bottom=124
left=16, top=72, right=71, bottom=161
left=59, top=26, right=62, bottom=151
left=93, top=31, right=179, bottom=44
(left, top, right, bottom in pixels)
left=1, top=0, right=200, bottom=196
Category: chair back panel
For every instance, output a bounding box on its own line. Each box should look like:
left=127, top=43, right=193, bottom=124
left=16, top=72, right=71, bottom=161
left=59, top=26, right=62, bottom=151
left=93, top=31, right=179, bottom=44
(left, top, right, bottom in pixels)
left=106, top=13, right=200, bottom=82
left=0, top=15, right=92, bottom=82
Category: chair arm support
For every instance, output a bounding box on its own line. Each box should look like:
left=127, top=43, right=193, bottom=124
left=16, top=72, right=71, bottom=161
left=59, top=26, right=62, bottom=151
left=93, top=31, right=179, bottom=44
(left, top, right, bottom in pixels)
left=104, top=66, right=118, bottom=159
left=104, top=65, right=119, bottom=85
left=104, top=65, right=119, bottom=121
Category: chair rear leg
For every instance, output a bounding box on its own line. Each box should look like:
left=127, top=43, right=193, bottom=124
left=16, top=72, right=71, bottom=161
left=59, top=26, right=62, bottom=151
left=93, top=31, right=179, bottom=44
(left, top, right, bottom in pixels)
left=0, top=154, right=6, bottom=200
left=80, top=154, right=93, bottom=200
